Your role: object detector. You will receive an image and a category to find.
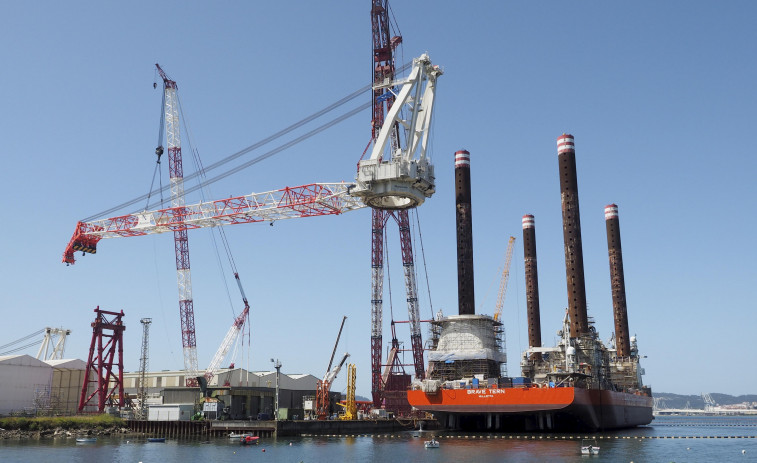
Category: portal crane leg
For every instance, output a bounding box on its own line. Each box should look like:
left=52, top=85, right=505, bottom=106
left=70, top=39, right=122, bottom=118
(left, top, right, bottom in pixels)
left=394, top=210, right=425, bottom=380
left=370, top=209, right=388, bottom=407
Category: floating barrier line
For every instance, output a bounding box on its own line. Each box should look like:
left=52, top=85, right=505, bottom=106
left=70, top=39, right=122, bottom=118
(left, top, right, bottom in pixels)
left=301, top=433, right=757, bottom=439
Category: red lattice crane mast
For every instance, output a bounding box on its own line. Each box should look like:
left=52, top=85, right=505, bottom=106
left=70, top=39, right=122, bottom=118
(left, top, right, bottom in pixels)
left=361, top=0, right=441, bottom=409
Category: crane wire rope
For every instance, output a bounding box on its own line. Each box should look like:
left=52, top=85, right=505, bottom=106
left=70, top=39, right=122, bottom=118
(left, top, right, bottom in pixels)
left=145, top=89, right=166, bottom=211
left=0, top=341, right=43, bottom=356
left=0, top=329, right=45, bottom=351
left=176, top=93, right=251, bottom=377
left=176, top=94, right=238, bottom=318
left=80, top=62, right=412, bottom=223
left=411, top=208, right=434, bottom=319
left=384, top=225, right=394, bottom=323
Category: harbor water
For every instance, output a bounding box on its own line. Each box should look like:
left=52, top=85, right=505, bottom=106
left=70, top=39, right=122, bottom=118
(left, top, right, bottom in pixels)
left=1, top=416, right=756, bottom=462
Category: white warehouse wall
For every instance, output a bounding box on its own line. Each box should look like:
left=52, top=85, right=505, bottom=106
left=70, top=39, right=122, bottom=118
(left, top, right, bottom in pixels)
left=0, top=355, right=53, bottom=415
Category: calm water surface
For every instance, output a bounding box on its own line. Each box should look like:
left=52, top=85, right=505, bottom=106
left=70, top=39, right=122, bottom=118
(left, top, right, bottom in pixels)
left=2, top=416, right=756, bottom=462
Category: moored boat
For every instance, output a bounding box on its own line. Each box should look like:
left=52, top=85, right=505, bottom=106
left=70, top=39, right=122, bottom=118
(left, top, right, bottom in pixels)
left=424, top=438, right=439, bottom=448
left=239, top=435, right=260, bottom=445
left=581, top=439, right=600, bottom=455
left=407, top=137, right=653, bottom=432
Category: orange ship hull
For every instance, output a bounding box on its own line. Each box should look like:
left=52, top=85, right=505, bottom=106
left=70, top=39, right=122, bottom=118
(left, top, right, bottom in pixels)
left=407, top=386, right=653, bottom=431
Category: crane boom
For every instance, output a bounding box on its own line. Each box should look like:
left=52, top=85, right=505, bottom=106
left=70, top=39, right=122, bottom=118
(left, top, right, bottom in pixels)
left=154, top=63, right=200, bottom=383
left=63, top=183, right=365, bottom=264
left=493, top=236, right=516, bottom=322
left=204, top=304, right=249, bottom=382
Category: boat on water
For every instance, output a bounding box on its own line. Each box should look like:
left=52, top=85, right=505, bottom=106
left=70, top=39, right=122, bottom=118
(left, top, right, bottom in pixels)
left=406, top=313, right=653, bottom=432
left=424, top=438, right=439, bottom=449
left=406, top=136, right=653, bottom=432
left=581, top=439, right=600, bottom=455
left=239, top=435, right=260, bottom=445
left=75, top=437, right=97, bottom=443
left=408, top=383, right=651, bottom=431
left=147, top=437, right=166, bottom=443
left=228, top=432, right=250, bottom=439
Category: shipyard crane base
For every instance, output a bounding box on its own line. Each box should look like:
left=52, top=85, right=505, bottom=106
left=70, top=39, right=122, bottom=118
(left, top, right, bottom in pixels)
left=353, top=174, right=432, bottom=210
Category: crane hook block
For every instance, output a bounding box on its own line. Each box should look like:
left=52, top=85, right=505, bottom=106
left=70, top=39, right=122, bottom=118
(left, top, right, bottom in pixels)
left=155, top=145, right=164, bottom=157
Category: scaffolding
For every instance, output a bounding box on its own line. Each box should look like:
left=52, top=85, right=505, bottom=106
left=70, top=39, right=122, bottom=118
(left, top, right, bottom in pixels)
left=426, top=315, right=506, bottom=383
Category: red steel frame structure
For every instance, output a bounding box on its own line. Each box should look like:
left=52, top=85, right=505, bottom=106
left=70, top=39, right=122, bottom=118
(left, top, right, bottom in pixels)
left=369, top=0, right=425, bottom=411
left=78, top=307, right=125, bottom=413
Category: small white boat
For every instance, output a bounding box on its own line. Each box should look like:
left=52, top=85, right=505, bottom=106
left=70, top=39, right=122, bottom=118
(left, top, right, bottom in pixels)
left=228, top=432, right=249, bottom=439
left=581, top=439, right=600, bottom=455
left=76, top=437, right=97, bottom=443
left=424, top=438, right=440, bottom=449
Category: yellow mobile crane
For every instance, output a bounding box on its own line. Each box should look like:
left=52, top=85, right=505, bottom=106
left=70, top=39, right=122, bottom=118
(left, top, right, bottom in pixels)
left=338, top=364, right=357, bottom=420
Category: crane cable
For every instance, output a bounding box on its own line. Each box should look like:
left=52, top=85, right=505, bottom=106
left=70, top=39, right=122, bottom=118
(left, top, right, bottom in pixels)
left=411, top=208, right=434, bottom=320
left=0, top=328, right=45, bottom=355
left=143, top=89, right=166, bottom=211
left=176, top=93, right=246, bottom=321
left=80, top=61, right=412, bottom=223
left=0, top=328, right=45, bottom=350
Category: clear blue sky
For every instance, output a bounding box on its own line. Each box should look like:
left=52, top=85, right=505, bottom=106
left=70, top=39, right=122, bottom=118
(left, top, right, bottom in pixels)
left=1, top=1, right=755, bottom=399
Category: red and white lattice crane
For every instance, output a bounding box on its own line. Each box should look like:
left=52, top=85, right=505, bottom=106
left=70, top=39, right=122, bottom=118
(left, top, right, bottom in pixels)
left=158, top=64, right=199, bottom=384
left=203, top=273, right=250, bottom=384
left=62, top=54, right=441, bottom=390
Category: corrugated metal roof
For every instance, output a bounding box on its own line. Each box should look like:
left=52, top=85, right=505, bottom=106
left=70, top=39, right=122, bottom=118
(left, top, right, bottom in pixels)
left=0, top=354, right=50, bottom=368
left=44, top=358, right=87, bottom=369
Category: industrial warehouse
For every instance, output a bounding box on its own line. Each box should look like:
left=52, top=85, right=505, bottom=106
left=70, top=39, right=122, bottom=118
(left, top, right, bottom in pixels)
left=0, top=353, right=338, bottom=422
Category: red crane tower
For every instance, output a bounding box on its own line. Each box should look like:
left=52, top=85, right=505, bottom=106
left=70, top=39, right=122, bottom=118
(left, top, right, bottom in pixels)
left=364, top=0, right=431, bottom=411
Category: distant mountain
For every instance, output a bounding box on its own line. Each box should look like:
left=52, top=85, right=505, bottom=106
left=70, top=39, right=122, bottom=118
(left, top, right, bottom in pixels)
left=654, top=392, right=757, bottom=409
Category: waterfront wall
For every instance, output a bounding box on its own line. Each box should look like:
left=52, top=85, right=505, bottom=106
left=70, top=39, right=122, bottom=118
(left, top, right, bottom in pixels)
left=126, top=418, right=421, bottom=437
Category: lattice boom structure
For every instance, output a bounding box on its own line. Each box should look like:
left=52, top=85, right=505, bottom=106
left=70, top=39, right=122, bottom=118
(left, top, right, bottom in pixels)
left=63, top=183, right=365, bottom=264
